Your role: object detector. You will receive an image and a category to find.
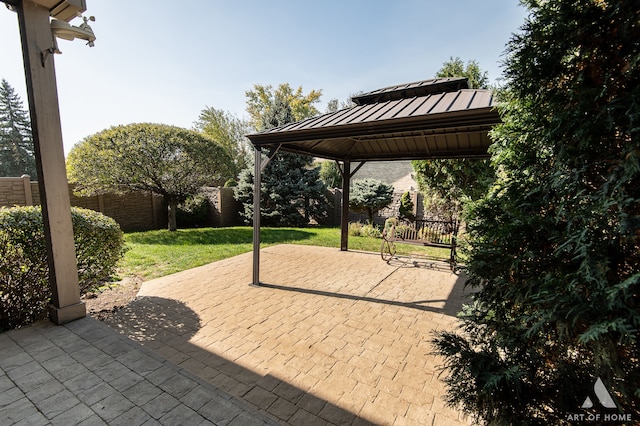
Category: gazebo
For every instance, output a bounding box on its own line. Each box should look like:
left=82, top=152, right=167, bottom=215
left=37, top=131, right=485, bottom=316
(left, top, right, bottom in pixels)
left=246, top=77, right=501, bottom=286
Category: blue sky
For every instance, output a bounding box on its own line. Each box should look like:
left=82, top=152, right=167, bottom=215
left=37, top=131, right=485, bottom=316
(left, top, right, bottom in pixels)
left=1, top=1, right=527, bottom=155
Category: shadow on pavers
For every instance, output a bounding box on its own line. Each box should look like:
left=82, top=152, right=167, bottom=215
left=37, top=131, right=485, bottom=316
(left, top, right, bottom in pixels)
left=108, top=296, right=372, bottom=425
left=259, top=271, right=468, bottom=318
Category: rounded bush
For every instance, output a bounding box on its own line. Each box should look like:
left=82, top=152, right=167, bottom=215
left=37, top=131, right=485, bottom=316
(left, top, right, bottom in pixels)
left=0, top=206, right=125, bottom=330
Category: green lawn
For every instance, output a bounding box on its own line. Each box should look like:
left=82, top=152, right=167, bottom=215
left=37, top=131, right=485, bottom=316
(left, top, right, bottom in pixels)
left=121, top=226, right=450, bottom=280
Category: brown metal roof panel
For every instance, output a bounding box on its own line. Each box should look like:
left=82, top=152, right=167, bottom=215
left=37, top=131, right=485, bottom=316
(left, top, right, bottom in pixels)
left=410, top=93, right=445, bottom=115
left=361, top=99, right=407, bottom=122
left=316, top=104, right=369, bottom=127
left=468, top=90, right=495, bottom=108
left=388, top=97, right=428, bottom=119
left=351, top=77, right=469, bottom=105
left=305, top=108, right=356, bottom=129
left=430, top=92, right=462, bottom=114
left=370, top=77, right=466, bottom=95
left=285, top=113, right=332, bottom=131
left=372, top=97, right=416, bottom=121
left=346, top=101, right=392, bottom=124
left=457, top=90, right=496, bottom=111
left=449, top=90, right=482, bottom=111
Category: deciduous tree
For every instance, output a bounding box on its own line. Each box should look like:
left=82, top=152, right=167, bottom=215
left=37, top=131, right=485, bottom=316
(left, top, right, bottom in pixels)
left=245, top=83, right=322, bottom=130
left=67, top=123, right=233, bottom=231
left=193, top=107, right=250, bottom=178
left=318, top=160, right=342, bottom=188
left=436, top=56, right=489, bottom=89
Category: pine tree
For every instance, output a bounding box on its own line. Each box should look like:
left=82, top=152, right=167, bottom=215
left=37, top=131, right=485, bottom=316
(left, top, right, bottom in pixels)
left=433, top=1, right=640, bottom=424
left=235, top=97, right=328, bottom=226
left=0, top=79, right=37, bottom=178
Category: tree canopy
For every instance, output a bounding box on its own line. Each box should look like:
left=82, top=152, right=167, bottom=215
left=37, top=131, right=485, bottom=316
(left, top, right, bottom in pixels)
left=436, top=56, right=489, bottom=89
left=245, top=83, right=322, bottom=130
left=193, top=106, right=250, bottom=178
left=412, top=57, right=494, bottom=215
left=318, top=160, right=342, bottom=188
left=0, top=79, right=36, bottom=178
left=67, top=123, right=233, bottom=231
left=433, top=1, right=640, bottom=423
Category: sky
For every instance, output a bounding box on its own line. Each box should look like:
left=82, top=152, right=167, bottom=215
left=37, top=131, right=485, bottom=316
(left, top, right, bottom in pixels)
left=1, top=1, right=528, bottom=156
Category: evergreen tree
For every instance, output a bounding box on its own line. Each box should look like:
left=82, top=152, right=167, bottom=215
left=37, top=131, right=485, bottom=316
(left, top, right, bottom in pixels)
left=433, top=1, right=640, bottom=424
left=235, top=97, right=328, bottom=226
left=0, top=79, right=36, bottom=178
left=398, top=191, right=415, bottom=221
left=349, top=179, right=394, bottom=224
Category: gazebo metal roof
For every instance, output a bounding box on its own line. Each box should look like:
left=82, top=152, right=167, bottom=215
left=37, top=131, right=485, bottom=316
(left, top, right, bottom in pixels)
left=246, top=77, right=502, bottom=286
left=247, top=77, right=500, bottom=162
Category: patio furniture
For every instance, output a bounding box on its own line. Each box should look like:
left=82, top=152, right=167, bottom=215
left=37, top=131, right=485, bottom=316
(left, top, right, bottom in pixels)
left=381, top=217, right=460, bottom=270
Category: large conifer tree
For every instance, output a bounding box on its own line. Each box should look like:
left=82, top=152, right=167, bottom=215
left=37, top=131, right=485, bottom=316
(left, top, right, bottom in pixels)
left=0, top=79, right=36, bottom=178
left=433, top=1, right=640, bottom=424
left=235, top=95, right=328, bottom=226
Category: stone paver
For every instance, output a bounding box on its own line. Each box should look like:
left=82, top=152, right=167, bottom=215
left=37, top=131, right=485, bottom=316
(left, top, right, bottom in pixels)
left=0, top=318, right=278, bottom=425
left=106, top=244, right=472, bottom=425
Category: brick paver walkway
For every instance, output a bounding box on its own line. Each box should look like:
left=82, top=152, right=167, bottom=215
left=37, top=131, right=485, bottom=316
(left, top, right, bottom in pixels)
left=0, top=317, right=278, bottom=425
left=105, top=245, right=472, bottom=425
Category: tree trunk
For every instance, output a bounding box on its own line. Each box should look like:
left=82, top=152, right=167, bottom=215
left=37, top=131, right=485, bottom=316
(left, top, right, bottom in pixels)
left=167, top=198, right=177, bottom=231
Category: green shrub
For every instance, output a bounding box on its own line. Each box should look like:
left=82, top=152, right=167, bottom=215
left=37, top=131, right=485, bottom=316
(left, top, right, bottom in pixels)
left=398, top=191, right=416, bottom=221
left=348, top=222, right=381, bottom=238
left=70, top=207, right=126, bottom=290
left=0, top=206, right=125, bottom=331
left=176, top=194, right=211, bottom=228
left=0, top=231, right=49, bottom=330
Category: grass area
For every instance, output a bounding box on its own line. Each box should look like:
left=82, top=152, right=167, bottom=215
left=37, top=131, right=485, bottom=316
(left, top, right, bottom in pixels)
left=121, top=226, right=450, bottom=280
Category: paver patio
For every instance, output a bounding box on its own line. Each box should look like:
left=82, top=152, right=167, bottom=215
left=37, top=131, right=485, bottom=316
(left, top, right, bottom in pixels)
left=0, top=317, right=278, bottom=425
left=104, top=244, right=473, bottom=425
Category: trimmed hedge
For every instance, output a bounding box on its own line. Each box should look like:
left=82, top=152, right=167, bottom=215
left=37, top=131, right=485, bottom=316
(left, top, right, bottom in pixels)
left=0, top=206, right=125, bottom=331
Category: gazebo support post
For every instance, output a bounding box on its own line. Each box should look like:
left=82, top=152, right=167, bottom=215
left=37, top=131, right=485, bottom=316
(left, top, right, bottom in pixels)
left=340, top=160, right=350, bottom=251
left=252, top=146, right=262, bottom=286
left=17, top=0, right=85, bottom=324
left=251, top=145, right=282, bottom=286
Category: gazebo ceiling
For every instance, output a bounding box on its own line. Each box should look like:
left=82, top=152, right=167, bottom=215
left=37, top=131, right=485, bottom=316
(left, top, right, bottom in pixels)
left=247, top=77, right=501, bottom=162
